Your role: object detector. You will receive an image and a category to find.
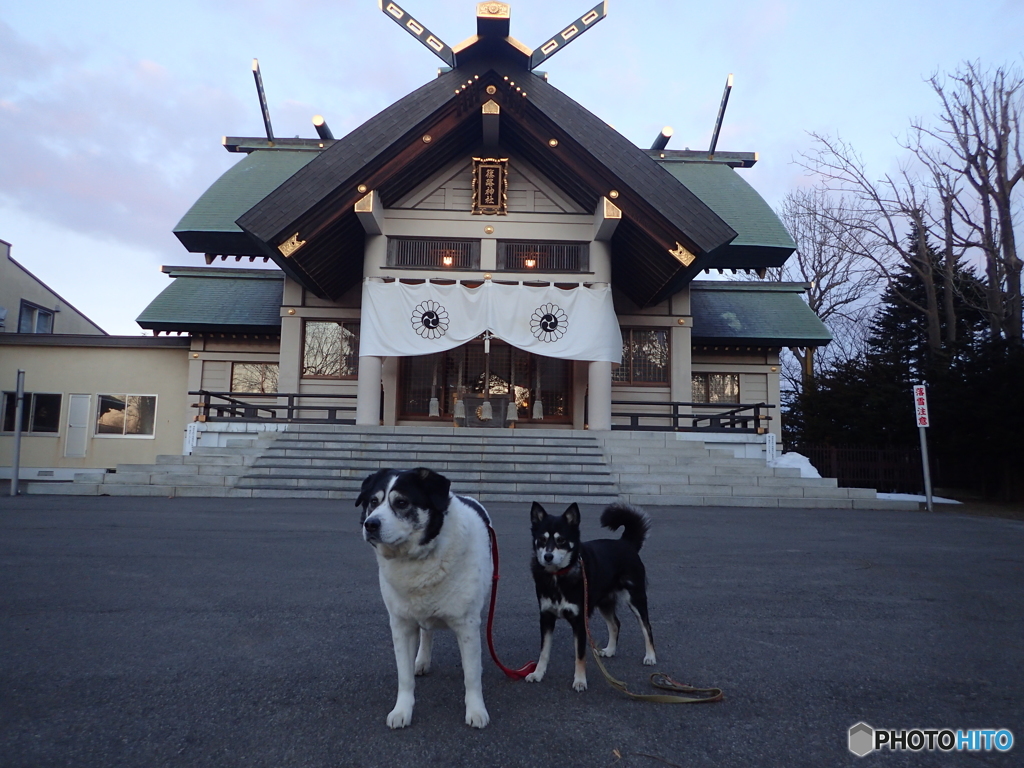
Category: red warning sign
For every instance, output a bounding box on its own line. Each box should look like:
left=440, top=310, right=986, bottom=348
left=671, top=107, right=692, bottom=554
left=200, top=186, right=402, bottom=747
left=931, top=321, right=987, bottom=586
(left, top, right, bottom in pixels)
left=913, top=384, right=929, bottom=428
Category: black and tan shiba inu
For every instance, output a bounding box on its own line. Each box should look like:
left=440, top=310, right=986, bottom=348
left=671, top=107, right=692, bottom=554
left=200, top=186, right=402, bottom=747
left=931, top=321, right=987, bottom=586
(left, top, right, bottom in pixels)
left=525, top=501, right=657, bottom=691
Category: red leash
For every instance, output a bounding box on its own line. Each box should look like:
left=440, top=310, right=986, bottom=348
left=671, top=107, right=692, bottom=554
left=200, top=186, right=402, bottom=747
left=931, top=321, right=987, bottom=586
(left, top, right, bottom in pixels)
left=485, top=525, right=537, bottom=679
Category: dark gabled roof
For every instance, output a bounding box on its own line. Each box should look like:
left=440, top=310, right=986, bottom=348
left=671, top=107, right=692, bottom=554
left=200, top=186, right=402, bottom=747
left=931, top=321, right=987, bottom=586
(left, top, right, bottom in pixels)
left=176, top=13, right=820, bottom=310
left=505, top=68, right=738, bottom=255
left=231, top=53, right=738, bottom=307
left=237, top=69, right=466, bottom=248
left=174, top=150, right=319, bottom=256
left=690, top=281, right=832, bottom=347
left=136, top=267, right=283, bottom=334
left=656, top=159, right=795, bottom=270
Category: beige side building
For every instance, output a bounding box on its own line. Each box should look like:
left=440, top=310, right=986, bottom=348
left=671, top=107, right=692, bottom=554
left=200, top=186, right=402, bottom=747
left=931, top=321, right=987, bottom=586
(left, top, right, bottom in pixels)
left=1, top=243, right=192, bottom=482
left=0, top=239, right=106, bottom=336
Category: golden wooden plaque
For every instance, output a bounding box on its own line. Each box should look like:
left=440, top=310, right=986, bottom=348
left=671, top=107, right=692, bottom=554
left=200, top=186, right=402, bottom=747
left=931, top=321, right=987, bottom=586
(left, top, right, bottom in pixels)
left=472, top=157, right=508, bottom=215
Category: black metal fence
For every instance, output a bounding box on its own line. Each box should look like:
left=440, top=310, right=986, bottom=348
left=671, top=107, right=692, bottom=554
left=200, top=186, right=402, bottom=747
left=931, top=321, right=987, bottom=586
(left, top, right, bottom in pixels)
left=190, top=391, right=357, bottom=424
left=610, top=401, right=774, bottom=433
left=796, top=443, right=924, bottom=494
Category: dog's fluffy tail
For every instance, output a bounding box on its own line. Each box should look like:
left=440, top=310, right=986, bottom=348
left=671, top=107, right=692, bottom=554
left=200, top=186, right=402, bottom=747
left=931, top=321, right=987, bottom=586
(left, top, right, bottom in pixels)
left=600, top=503, right=651, bottom=552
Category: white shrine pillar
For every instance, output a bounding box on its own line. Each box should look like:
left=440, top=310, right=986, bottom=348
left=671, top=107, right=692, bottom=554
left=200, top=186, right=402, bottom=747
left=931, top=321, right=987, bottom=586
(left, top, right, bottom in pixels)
left=356, top=355, right=383, bottom=426
left=587, top=360, right=612, bottom=431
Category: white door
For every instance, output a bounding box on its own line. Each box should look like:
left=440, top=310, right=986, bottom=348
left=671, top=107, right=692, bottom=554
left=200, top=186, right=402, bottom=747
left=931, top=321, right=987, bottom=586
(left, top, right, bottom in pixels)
left=64, top=394, right=91, bottom=458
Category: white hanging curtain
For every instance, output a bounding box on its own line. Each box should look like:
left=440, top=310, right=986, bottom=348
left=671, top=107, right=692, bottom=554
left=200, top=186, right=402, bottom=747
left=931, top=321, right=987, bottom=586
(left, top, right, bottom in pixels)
left=359, top=279, right=622, bottom=363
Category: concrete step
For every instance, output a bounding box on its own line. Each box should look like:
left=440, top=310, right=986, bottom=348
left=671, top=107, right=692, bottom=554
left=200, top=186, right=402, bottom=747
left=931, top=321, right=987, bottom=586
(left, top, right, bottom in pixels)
left=236, top=476, right=617, bottom=493
left=25, top=482, right=102, bottom=495
left=275, top=431, right=599, bottom=445
left=621, top=493, right=917, bottom=510
left=261, top=442, right=605, bottom=456
left=284, top=428, right=593, bottom=438
left=246, top=460, right=602, bottom=473
left=611, top=470, right=783, bottom=484
left=221, top=488, right=622, bottom=503
left=94, top=472, right=242, bottom=487
left=259, top=449, right=606, bottom=463
left=113, top=463, right=243, bottom=475
left=246, top=466, right=612, bottom=480
left=191, top=446, right=264, bottom=457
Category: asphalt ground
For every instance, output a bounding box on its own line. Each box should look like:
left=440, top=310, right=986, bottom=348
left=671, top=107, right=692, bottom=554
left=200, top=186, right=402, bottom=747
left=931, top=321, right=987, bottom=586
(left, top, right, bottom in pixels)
left=1, top=494, right=1021, bottom=768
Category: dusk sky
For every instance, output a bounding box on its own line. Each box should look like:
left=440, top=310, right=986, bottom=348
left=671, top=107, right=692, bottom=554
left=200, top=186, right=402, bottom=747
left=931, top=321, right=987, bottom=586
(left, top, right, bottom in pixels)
left=2, top=0, right=1021, bottom=334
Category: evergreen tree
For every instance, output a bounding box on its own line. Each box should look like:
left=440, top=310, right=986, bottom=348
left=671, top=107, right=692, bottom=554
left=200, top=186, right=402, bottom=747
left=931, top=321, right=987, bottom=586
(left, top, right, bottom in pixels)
left=786, top=239, right=1022, bottom=497
left=787, top=232, right=986, bottom=450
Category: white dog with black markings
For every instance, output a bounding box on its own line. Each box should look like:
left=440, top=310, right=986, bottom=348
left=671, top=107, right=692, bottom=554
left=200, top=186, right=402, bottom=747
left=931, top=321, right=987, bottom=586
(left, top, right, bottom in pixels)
left=356, top=467, right=493, bottom=729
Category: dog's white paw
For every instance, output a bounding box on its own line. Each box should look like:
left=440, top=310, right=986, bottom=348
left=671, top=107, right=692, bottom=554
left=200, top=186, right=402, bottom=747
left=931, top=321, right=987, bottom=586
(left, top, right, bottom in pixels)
left=414, top=660, right=431, bottom=676
left=596, top=647, right=615, bottom=658
left=386, top=703, right=414, bottom=729
left=643, top=653, right=657, bottom=666
left=465, top=704, right=490, bottom=728
left=572, top=677, right=588, bottom=692
left=524, top=671, right=544, bottom=683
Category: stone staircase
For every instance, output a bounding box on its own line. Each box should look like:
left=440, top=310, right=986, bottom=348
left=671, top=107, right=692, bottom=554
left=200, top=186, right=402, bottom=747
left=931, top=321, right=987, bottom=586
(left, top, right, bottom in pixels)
left=233, top=426, right=618, bottom=503
left=596, top=432, right=915, bottom=509
left=24, top=425, right=918, bottom=510
left=25, top=426, right=619, bottom=504
left=25, top=439, right=269, bottom=498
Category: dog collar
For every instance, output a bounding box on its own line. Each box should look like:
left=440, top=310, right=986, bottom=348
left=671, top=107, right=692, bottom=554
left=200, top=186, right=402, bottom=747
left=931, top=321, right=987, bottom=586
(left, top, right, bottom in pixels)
left=552, top=562, right=578, bottom=576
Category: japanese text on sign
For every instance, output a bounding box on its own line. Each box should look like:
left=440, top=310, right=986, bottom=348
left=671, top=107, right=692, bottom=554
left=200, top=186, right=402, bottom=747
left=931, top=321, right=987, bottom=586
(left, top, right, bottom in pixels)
left=471, top=157, right=508, bottom=215
left=913, top=384, right=929, bottom=428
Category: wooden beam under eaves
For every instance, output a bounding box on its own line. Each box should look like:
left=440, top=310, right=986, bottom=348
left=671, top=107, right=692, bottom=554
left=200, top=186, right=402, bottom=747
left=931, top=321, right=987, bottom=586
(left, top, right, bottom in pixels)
left=482, top=100, right=500, bottom=149
left=354, top=190, right=384, bottom=235
left=593, top=196, right=621, bottom=241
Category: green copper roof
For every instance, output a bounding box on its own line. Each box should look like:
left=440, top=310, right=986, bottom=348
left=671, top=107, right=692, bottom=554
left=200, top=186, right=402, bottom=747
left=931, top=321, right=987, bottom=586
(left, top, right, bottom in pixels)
left=658, top=160, right=795, bottom=269
left=174, top=150, right=319, bottom=256
left=136, top=267, right=284, bottom=333
left=690, top=281, right=831, bottom=346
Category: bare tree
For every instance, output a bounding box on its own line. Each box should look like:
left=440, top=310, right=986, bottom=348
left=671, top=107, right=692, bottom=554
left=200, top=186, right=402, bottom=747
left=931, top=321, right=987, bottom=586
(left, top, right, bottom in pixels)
left=773, top=187, right=883, bottom=382
left=912, top=61, right=1024, bottom=344
left=797, top=134, right=954, bottom=359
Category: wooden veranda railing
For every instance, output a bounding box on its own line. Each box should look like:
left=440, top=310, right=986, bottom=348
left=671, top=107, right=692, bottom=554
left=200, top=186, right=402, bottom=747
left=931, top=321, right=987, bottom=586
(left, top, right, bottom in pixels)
left=189, top=391, right=357, bottom=424
left=610, top=401, right=774, bottom=433
left=189, top=392, right=774, bottom=434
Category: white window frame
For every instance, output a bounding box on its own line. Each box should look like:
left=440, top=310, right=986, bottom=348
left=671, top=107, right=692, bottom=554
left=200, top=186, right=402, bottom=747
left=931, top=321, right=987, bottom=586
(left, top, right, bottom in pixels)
left=18, top=300, right=55, bottom=334
left=93, top=393, right=159, bottom=439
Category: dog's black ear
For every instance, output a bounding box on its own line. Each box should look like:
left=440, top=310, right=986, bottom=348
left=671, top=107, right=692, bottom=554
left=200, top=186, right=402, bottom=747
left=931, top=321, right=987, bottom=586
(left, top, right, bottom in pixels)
left=415, top=467, right=451, bottom=511
left=355, top=469, right=389, bottom=508
left=530, top=501, right=548, bottom=525
left=563, top=502, right=581, bottom=528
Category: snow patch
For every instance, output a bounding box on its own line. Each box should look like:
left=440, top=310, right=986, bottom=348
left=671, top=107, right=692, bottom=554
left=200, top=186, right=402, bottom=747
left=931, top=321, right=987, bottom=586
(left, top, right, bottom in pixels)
left=768, top=452, right=821, bottom=478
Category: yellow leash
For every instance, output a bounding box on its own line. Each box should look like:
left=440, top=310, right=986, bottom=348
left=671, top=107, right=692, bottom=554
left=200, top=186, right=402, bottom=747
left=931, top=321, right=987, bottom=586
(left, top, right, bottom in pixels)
left=582, top=557, right=724, bottom=704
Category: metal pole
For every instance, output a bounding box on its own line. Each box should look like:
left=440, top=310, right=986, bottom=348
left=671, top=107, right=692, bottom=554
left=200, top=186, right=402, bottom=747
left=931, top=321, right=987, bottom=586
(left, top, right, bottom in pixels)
left=918, top=426, right=934, bottom=513
left=10, top=369, right=25, bottom=496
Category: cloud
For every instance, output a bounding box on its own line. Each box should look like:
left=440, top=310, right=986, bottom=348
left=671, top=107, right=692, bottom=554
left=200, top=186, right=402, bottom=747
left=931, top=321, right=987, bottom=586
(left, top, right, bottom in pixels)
left=0, top=21, right=243, bottom=259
